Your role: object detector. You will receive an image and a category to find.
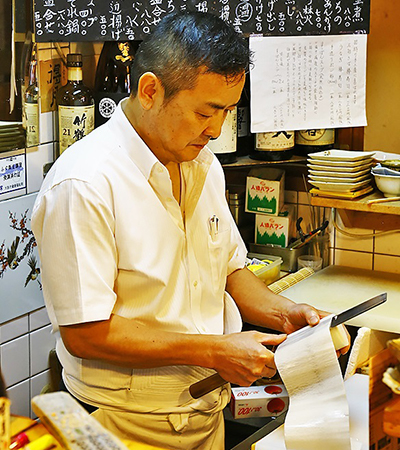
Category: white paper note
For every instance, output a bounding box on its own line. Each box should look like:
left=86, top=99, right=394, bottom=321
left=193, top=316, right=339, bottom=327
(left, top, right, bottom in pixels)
left=250, top=35, right=368, bottom=132
left=274, top=315, right=351, bottom=450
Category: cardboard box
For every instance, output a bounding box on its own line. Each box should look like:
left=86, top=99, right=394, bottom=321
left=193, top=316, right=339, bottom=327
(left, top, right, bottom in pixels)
left=255, top=204, right=295, bottom=248
left=230, top=384, right=288, bottom=419
left=245, top=168, right=285, bottom=216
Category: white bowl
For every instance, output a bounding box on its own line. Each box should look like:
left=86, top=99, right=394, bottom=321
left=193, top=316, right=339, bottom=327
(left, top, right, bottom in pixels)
left=373, top=173, right=400, bottom=197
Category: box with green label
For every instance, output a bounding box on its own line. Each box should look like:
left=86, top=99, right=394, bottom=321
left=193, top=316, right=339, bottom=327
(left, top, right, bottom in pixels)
left=255, top=205, right=295, bottom=248
left=245, top=168, right=285, bottom=216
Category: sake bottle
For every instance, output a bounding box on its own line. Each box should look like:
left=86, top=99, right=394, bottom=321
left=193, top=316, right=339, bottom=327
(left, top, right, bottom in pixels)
left=250, top=131, right=295, bottom=161
left=94, top=41, right=140, bottom=126
left=295, top=129, right=335, bottom=155
left=207, top=107, right=238, bottom=164
left=24, top=42, right=39, bottom=147
left=56, top=53, right=94, bottom=156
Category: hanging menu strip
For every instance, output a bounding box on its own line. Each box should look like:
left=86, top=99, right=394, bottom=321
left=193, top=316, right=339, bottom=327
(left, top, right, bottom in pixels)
left=33, top=0, right=370, bottom=42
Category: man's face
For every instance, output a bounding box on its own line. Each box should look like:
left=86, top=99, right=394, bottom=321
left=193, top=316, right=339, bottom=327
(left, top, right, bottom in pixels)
left=146, top=69, right=245, bottom=165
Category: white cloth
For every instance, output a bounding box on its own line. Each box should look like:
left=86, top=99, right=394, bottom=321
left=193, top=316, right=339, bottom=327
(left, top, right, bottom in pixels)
left=31, top=99, right=247, bottom=413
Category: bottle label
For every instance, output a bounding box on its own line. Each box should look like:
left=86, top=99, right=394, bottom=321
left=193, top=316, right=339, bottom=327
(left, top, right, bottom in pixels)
left=94, top=92, right=129, bottom=127
left=295, top=129, right=335, bottom=146
left=25, top=102, right=40, bottom=147
left=67, top=67, right=83, bottom=82
left=58, top=105, right=95, bottom=154
left=256, top=131, right=294, bottom=150
left=237, top=106, right=249, bottom=138
left=207, top=108, right=237, bottom=155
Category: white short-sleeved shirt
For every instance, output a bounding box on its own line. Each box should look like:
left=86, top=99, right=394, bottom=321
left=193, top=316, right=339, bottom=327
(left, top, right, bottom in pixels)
left=31, top=99, right=247, bottom=413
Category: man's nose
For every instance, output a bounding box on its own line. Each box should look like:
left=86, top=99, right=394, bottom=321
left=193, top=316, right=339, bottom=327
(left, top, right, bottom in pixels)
left=204, top=112, right=227, bottom=140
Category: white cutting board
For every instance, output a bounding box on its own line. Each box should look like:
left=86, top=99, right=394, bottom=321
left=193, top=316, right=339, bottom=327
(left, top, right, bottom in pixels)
left=253, top=373, right=368, bottom=450
left=281, top=265, right=400, bottom=333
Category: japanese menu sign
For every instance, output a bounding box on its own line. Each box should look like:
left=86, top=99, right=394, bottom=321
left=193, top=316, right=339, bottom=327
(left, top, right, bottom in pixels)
left=33, top=0, right=370, bottom=42
left=250, top=34, right=368, bottom=132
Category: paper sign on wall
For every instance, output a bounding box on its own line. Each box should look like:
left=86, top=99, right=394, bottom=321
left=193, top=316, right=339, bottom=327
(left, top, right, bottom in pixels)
left=250, top=35, right=368, bottom=132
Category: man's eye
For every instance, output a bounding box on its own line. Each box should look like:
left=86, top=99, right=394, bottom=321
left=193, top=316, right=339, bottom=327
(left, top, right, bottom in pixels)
left=197, top=112, right=211, bottom=119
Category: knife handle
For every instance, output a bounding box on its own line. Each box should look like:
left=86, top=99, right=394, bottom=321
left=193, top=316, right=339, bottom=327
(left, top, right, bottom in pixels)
left=189, top=373, right=228, bottom=399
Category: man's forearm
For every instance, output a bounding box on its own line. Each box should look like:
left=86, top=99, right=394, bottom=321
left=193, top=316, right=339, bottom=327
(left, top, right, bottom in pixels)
left=60, top=314, right=218, bottom=369
left=225, top=267, right=296, bottom=332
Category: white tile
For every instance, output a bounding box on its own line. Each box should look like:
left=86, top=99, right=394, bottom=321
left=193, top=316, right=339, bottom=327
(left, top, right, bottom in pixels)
left=37, top=48, right=52, bottom=62
left=6, top=379, right=30, bottom=417
left=26, top=143, right=54, bottom=193
left=374, top=254, right=400, bottom=274
left=334, top=249, right=373, bottom=270
left=38, top=111, right=56, bottom=144
left=284, top=190, right=297, bottom=204
left=0, top=315, right=29, bottom=344
left=30, top=325, right=55, bottom=376
left=37, top=43, right=52, bottom=51
left=29, top=308, right=51, bottom=332
left=334, top=214, right=374, bottom=252
left=0, top=335, right=29, bottom=387
left=374, top=232, right=400, bottom=257
left=297, top=204, right=313, bottom=234
left=298, top=190, right=311, bottom=205
left=30, top=370, right=51, bottom=419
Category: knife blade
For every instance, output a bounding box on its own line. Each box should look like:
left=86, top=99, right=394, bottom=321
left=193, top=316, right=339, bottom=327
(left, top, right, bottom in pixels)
left=189, top=293, right=387, bottom=399
left=330, top=292, right=387, bottom=328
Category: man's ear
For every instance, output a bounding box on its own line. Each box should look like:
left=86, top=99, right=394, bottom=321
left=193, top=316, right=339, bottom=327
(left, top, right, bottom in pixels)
left=136, top=72, right=163, bottom=110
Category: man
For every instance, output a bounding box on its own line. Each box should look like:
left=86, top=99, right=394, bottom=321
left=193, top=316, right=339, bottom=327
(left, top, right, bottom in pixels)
left=32, top=11, right=343, bottom=450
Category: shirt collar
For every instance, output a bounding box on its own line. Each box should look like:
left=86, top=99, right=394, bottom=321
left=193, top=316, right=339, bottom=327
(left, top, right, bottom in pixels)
left=107, top=98, right=215, bottom=177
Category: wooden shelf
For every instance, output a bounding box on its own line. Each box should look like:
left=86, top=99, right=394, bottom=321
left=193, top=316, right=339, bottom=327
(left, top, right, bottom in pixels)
left=311, top=190, right=400, bottom=230
left=222, top=154, right=307, bottom=169
left=310, top=191, right=400, bottom=215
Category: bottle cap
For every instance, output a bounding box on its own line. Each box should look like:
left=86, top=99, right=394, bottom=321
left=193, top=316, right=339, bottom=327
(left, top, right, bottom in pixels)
left=67, top=53, right=83, bottom=67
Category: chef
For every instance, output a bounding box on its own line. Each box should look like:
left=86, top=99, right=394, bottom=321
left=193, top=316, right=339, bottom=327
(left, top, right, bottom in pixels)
left=31, top=10, right=347, bottom=450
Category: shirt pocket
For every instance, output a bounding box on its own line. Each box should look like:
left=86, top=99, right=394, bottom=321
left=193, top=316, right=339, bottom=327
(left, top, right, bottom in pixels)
left=207, top=226, right=231, bottom=292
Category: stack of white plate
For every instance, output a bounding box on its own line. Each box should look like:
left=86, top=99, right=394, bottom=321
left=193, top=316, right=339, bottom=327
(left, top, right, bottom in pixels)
left=307, top=150, right=375, bottom=194
left=0, top=121, right=25, bottom=152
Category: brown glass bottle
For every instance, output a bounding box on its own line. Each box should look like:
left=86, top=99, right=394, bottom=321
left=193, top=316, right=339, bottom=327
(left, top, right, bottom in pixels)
left=24, top=43, right=39, bottom=147
left=56, top=53, right=94, bottom=156
left=94, top=41, right=140, bottom=126
left=250, top=131, right=294, bottom=161
left=236, top=75, right=253, bottom=157
left=294, top=129, right=335, bottom=156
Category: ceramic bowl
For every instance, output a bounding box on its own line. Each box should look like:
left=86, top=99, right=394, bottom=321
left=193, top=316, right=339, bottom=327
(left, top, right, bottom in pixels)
left=373, top=172, right=400, bottom=197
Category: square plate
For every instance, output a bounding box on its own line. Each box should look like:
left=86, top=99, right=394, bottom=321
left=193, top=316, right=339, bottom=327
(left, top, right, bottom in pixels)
left=307, top=158, right=373, bottom=168
left=308, top=173, right=371, bottom=183
left=308, top=178, right=372, bottom=192
left=308, top=167, right=371, bottom=178
left=307, top=162, right=373, bottom=173
left=308, top=149, right=375, bottom=162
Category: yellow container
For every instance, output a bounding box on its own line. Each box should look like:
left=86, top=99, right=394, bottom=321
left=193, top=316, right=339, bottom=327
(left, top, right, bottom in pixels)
left=247, top=253, right=283, bottom=286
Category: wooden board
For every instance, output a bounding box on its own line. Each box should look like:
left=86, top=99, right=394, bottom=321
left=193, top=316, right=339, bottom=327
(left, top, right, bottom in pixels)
left=281, top=265, right=400, bottom=333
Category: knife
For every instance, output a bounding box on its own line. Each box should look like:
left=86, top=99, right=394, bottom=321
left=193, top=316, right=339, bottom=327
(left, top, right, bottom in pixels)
left=189, top=293, right=387, bottom=399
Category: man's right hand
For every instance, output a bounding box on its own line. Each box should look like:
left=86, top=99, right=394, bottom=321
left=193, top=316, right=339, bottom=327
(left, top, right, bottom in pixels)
left=211, top=331, right=287, bottom=386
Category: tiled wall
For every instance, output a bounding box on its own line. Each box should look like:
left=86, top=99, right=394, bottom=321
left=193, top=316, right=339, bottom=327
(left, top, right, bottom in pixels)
left=0, top=307, right=54, bottom=418
left=0, top=41, right=102, bottom=418
left=285, top=189, right=400, bottom=274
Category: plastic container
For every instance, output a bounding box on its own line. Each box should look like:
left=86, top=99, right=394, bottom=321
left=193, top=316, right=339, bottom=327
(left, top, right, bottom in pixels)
left=247, top=253, right=283, bottom=286
left=249, top=243, right=309, bottom=273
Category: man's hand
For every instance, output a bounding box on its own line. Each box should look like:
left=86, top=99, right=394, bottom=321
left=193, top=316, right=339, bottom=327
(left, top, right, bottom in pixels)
left=281, top=303, right=351, bottom=356
left=280, top=302, right=321, bottom=334
left=210, top=331, right=287, bottom=387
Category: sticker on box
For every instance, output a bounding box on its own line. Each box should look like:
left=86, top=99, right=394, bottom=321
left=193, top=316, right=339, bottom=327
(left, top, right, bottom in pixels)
left=230, top=384, right=288, bottom=419
left=245, top=168, right=285, bottom=216
left=255, top=205, right=295, bottom=248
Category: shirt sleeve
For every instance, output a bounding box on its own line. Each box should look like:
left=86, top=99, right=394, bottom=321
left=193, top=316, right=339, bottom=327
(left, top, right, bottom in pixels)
left=32, top=179, right=117, bottom=326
